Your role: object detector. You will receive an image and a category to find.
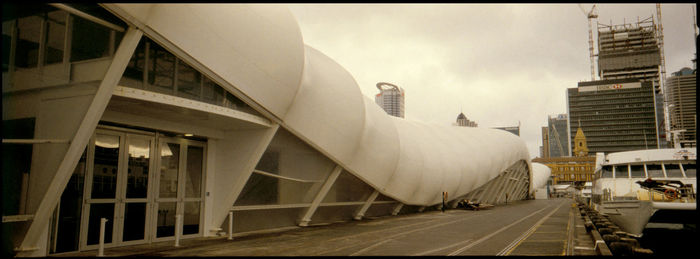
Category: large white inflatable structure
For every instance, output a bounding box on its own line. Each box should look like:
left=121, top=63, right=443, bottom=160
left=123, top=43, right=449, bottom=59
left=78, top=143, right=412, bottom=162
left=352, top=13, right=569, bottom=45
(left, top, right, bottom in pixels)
left=5, top=4, right=534, bottom=256
left=104, top=4, right=532, bottom=206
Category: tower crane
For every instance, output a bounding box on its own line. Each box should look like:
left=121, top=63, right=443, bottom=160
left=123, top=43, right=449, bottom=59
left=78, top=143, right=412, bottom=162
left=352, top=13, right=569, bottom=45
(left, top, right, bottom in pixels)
left=578, top=4, right=598, bottom=81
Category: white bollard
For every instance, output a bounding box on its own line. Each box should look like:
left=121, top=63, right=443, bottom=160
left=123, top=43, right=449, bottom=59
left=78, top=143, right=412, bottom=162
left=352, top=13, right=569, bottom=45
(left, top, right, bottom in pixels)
left=228, top=211, right=233, bottom=240
left=98, top=218, right=107, bottom=257
left=174, top=214, right=181, bottom=247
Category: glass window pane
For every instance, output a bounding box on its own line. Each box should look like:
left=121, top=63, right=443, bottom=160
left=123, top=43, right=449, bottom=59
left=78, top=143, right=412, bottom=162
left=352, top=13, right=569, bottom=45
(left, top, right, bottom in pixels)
left=55, top=149, right=86, bottom=252
left=601, top=166, right=613, bottom=178
left=614, top=165, right=628, bottom=178
left=148, top=43, right=174, bottom=94
left=120, top=39, right=146, bottom=88
left=646, top=164, right=664, bottom=178
left=92, top=134, right=120, bottom=199
left=630, top=165, right=645, bottom=178
left=682, top=163, right=696, bottom=178
left=3, top=21, right=12, bottom=71
left=86, top=203, right=114, bottom=245
left=156, top=202, right=176, bottom=238
left=183, top=202, right=200, bottom=235
left=122, top=202, right=147, bottom=242
left=126, top=137, right=150, bottom=198
left=202, top=78, right=223, bottom=105
left=70, top=15, right=110, bottom=62
left=185, top=146, right=203, bottom=198
left=15, top=15, right=42, bottom=68
left=44, top=10, right=66, bottom=65
left=176, top=60, right=201, bottom=100
left=664, top=164, right=682, bottom=178
left=159, top=142, right=179, bottom=198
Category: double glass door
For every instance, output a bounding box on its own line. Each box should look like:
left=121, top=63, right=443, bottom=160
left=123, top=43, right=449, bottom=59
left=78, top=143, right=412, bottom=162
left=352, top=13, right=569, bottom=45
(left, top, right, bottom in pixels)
left=79, top=128, right=204, bottom=250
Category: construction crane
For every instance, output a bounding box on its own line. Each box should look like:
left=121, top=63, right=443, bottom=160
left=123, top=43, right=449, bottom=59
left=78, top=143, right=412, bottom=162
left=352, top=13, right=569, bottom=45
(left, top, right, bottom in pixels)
left=656, top=4, right=671, bottom=143
left=578, top=4, right=598, bottom=81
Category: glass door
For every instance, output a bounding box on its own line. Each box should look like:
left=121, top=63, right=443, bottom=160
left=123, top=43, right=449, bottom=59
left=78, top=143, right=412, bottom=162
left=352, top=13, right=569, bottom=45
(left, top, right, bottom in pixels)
left=119, top=134, right=154, bottom=245
left=81, top=130, right=122, bottom=250
left=153, top=136, right=205, bottom=241
left=80, top=129, right=155, bottom=250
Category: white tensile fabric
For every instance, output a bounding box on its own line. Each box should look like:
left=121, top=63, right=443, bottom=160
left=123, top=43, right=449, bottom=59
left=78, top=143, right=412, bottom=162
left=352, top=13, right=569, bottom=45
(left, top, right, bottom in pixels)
left=104, top=4, right=532, bottom=206
left=530, top=163, right=552, bottom=189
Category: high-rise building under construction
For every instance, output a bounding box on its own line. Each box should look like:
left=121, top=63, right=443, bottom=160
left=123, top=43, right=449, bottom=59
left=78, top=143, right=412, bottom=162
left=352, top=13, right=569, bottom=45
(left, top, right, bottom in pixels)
left=597, top=17, right=662, bottom=90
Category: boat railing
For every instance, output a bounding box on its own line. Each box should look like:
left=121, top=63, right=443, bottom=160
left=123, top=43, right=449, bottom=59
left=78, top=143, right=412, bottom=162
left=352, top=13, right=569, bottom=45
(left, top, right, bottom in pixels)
left=637, top=183, right=695, bottom=203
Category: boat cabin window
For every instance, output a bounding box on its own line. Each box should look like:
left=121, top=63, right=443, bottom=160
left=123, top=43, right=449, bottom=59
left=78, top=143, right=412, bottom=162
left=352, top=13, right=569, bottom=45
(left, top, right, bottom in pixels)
left=630, top=165, right=645, bottom=178
left=664, top=164, right=683, bottom=178
left=614, top=165, right=628, bottom=178
left=646, top=164, right=664, bottom=178
left=601, top=165, right=613, bottom=178
left=682, top=163, right=696, bottom=178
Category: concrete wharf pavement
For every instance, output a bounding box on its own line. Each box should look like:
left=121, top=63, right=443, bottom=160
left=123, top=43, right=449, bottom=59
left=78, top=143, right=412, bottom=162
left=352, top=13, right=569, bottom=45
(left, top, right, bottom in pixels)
left=52, top=198, right=600, bottom=256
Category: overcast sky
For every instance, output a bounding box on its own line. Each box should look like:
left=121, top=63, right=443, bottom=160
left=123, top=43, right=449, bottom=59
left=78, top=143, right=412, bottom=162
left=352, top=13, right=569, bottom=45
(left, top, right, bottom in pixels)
left=285, top=4, right=697, bottom=159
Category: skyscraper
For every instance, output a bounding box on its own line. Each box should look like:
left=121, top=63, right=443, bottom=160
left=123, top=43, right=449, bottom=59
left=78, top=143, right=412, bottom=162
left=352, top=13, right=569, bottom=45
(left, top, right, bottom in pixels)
left=567, top=79, right=660, bottom=154
left=665, top=67, right=697, bottom=147
left=375, top=82, right=405, bottom=118
left=547, top=114, right=569, bottom=157
left=454, top=112, right=478, bottom=127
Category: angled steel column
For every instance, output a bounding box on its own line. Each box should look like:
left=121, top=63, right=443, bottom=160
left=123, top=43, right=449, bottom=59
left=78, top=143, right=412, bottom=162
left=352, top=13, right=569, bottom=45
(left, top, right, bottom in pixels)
left=354, top=190, right=379, bottom=220
left=481, top=173, right=506, bottom=204
left=504, top=169, right=524, bottom=203
left=487, top=170, right=511, bottom=204
left=497, top=171, right=517, bottom=204
left=391, top=203, right=404, bottom=216
left=16, top=27, right=143, bottom=256
left=475, top=179, right=497, bottom=203
left=299, top=165, right=342, bottom=227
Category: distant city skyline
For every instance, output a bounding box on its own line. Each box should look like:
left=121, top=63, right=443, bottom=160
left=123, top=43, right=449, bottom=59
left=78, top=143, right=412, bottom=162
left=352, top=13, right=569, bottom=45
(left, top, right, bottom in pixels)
left=288, top=4, right=697, bottom=158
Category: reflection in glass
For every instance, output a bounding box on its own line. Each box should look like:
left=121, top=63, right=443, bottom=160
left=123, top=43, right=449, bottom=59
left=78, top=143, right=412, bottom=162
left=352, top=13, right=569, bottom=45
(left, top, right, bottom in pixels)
left=176, top=60, right=201, bottom=100
left=86, top=203, right=114, bottom=245
left=15, top=15, right=42, bottom=68
left=682, top=163, right=696, bottom=178
left=183, top=202, right=200, bottom=235
left=156, top=202, right=176, bottom=238
left=92, top=134, right=120, bottom=199
left=127, top=138, right=150, bottom=198
left=149, top=44, right=175, bottom=94
left=120, top=39, right=146, bottom=89
left=122, top=203, right=146, bottom=242
left=601, top=166, right=613, bottom=178
left=664, top=164, right=682, bottom=178
left=185, top=146, right=203, bottom=198
left=70, top=16, right=110, bottom=62
left=614, top=165, right=628, bottom=179
left=55, top=149, right=86, bottom=252
left=630, top=165, right=645, bottom=178
left=646, top=164, right=664, bottom=178
left=159, top=143, right=179, bottom=198
left=45, top=10, right=66, bottom=65
left=202, top=77, right=223, bottom=105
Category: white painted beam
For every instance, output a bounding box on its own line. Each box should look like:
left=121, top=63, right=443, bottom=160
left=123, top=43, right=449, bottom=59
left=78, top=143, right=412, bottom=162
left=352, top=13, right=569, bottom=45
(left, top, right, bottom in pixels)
left=354, top=190, right=379, bottom=220
left=391, top=203, right=404, bottom=216
left=299, top=165, right=342, bottom=226
left=16, top=27, right=143, bottom=257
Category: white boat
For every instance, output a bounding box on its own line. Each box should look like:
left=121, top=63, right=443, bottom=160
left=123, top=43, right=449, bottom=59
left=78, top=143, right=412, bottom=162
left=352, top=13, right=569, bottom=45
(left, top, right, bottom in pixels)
left=590, top=148, right=696, bottom=237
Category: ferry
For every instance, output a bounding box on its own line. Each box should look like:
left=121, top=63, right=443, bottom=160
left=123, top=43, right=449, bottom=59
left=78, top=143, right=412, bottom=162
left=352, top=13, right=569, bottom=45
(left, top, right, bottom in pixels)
left=590, top=148, right=696, bottom=237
